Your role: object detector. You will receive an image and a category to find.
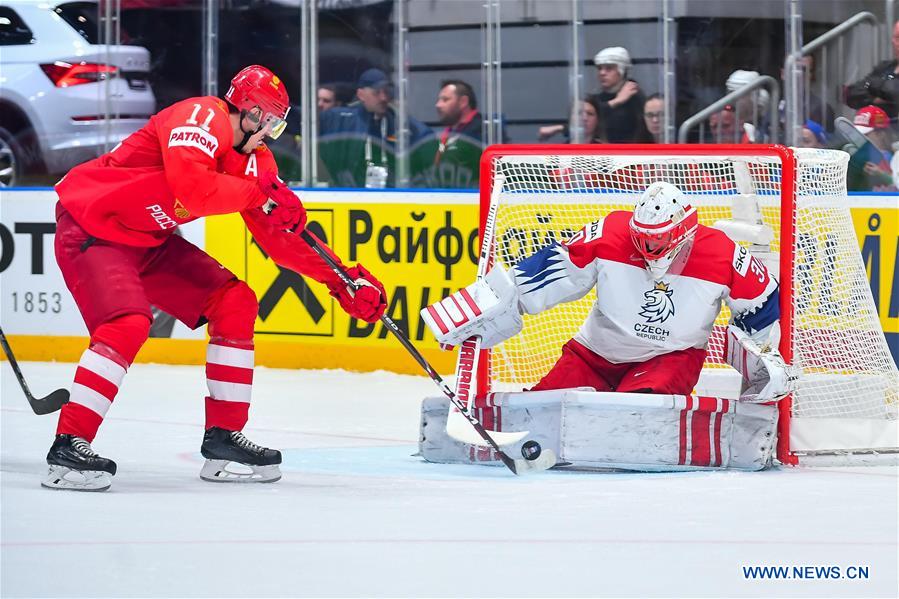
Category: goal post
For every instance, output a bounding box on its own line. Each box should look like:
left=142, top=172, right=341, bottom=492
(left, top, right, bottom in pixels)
left=476, top=144, right=898, bottom=465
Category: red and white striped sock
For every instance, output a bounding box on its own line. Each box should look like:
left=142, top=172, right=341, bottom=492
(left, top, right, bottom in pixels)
left=56, top=345, right=128, bottom=442
left=205, top=338, right=254, bottom=431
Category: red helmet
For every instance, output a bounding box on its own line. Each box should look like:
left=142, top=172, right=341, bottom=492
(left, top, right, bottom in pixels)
left=225, top=65, right=290, bottom=139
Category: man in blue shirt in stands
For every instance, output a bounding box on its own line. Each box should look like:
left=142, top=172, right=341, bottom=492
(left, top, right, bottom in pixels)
left=319, top=68, right=434, bottom=188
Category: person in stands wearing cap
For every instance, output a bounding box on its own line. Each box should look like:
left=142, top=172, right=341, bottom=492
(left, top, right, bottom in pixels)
left=318, top=67, right=433, bottom=188
left=846, top=21, right=899, bottom=118
left=848, top=105, right=896, bottom=191
left=593, top=46, right=645, bottom=143
left=42, top=65, right=388, bottom=491
left=799, top=119, right=828, bottom=148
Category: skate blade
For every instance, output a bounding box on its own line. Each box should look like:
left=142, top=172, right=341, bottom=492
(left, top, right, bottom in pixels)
left=199, top=459, right=281, bottom=483
left=41, top=465, right=112, bottom=492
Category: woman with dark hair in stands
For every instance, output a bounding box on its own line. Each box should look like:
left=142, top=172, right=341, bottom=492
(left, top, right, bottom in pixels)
left=634, top=94, right=665, bottom=143
left=538, top=96, right=606, bottom=144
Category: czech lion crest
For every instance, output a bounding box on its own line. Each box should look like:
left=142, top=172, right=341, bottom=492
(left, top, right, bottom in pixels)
left=639, top=281, right=675, bottom=324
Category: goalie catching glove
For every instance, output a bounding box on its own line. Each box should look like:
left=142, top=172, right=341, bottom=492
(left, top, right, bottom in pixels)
left=725, top=324, right=798, bottom=402
left=327, top=264, right=387, bottom=323
left=421, top=266, right=522, bottom=348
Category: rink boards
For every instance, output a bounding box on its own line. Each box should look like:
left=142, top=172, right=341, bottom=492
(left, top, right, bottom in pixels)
left=0, top=188, right=896, bottom=373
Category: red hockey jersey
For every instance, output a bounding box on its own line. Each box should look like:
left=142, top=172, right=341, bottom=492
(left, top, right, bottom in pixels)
left=56, top=95, right=344, bottom=287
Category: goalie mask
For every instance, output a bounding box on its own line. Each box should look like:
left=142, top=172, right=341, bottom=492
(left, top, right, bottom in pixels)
left=630, top=182, right=698, bottom=280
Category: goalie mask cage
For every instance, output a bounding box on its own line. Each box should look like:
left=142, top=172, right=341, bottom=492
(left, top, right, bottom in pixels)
left=477, top=144, right=898, bottom=465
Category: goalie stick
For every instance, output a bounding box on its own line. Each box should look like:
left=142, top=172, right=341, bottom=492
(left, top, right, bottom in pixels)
left=0, top=326, right=69, bottom=415
left=298, top=229, right=555, bottom=475
left=444, top=174, right=533, bottom=448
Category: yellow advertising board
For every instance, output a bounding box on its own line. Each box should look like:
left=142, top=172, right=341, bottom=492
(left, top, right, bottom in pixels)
left=203, top=194, right=898, bottom=374
left=2, top=190, right=896, bottom=371
left=850, top=201, right=898, bottom=337
left=205, top=196, right=480, bottom=374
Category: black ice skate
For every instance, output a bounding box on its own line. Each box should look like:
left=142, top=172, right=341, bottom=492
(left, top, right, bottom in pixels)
left=200, top=427, right=282, bottom=483
left=42, top=435, right=117, bottom=492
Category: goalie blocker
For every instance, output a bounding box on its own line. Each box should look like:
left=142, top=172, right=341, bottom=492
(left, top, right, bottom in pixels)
left=420, top=389, right=779, bottom=472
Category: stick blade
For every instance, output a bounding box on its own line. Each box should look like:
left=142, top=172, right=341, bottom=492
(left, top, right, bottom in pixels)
left=511, top=448, right=558, bottom=475
left=30, top=389, right=69, bottom=415
left=445, top=409, right=529, bottom=447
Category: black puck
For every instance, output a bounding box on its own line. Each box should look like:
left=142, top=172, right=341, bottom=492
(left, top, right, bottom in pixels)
left=521, top=440, right=542, bottom=461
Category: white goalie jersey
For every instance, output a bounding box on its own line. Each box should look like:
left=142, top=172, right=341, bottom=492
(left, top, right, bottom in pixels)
left=512, top=210, right=780, bottom=363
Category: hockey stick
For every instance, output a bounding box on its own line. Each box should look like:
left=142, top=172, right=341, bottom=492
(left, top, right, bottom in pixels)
left=443, top=175, right=529, bottom=447
left=298, top=229, right=555, bottom=475
left=0, top=326, right=69, bottom=415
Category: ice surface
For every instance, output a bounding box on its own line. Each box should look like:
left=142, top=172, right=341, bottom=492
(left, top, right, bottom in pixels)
left=2, top=361, right=897, bottom=598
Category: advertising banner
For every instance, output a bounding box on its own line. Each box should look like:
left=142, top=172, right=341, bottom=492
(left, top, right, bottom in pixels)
left=1, top=189, right=896, bottom=371
left=204, top=191, right=478, bottom=372
left=0, top=191, right=207, bottom=362
left=849, top=197, right=898, bottom=359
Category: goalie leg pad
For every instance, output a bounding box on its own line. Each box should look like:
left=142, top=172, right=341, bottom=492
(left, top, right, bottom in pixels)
left=420, top=390, right=779, bottom=471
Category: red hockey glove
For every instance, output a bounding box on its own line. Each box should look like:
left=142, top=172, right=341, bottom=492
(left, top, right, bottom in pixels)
left=258, top=171, right=306, bottom=232
left=328, top=264, right=387, bottom=323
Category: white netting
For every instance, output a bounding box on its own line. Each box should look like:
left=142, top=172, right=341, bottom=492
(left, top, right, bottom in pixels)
left=483, top=147, right=897, bottom=434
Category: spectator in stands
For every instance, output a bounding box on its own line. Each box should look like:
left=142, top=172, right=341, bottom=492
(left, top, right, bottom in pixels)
left=725, top=70, right=770, bottom=141
left=799, top=119, right=827, bottom=148
left=779, top=55, right=836, bottom=131
left=537, top=96, right=605, bottom=144
left=432, top=79, right=484, bottom=188
left=846, top=21, right=899, bottom=118
left=593, top=46, right=645, bottom=143
left=318, top=68, right=433, bottom=188
left=847, top=105, right=896, bottom=191
left=317, top=84, right=343, bottom=112
left=634, top=94, right=665, bottom=143
left=708, top=104, right=754, bottom=143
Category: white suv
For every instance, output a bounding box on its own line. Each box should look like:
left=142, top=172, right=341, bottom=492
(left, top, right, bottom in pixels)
left=0, top=0, right=155, bottom=186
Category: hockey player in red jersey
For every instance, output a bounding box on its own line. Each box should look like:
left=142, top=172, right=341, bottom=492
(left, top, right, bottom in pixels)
left=44, top=65, right=387, bottom=491
left=424, top=181, right=794, bottom=403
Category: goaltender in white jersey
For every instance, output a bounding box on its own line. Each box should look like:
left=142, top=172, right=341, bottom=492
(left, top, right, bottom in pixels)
left=424, top=181, right=794, bottom=403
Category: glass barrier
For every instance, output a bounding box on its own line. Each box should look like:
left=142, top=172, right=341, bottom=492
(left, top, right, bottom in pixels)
left=796, top=4, right=897, bottom=191
left=213, top=2, right=303, bottom=183
left=508, top=0, right=667, bottom=146
left=499, top=1, right=578, bottom=145
left=402, top=0, right=486, bottom=189
left=1, top=0, right=895, bottom=190
left=675, top=2, right=887, bottom=148
left=314, top=0, right=429, bottom=189
left=0, top=0, right=160, bottom=187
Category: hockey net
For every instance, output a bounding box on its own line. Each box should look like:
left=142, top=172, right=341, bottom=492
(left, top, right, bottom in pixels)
left=478, top=144, right=898, bottom=464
